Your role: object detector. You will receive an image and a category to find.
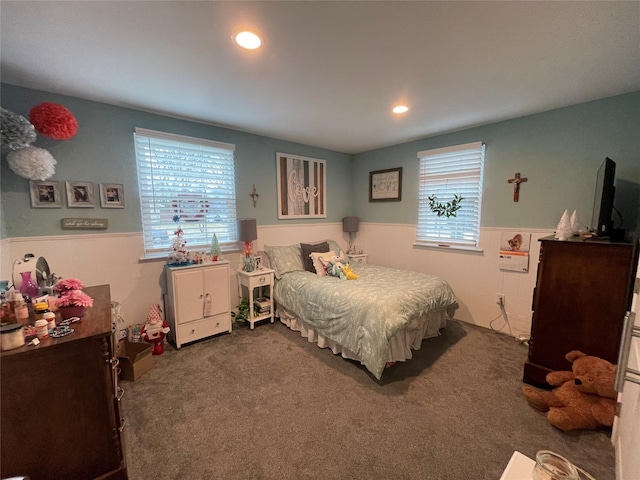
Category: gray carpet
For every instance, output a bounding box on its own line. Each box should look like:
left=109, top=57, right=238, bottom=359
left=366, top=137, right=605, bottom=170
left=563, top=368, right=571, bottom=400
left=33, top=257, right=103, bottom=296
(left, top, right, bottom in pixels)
left=121, top=319, right=615, bottom=479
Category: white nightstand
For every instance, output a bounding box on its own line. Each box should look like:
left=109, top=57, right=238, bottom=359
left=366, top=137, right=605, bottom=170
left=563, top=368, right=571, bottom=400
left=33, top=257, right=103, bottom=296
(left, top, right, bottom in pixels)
left=346, top=253, right=368, bottom=264
left=236, top=268, right=275, bottom=330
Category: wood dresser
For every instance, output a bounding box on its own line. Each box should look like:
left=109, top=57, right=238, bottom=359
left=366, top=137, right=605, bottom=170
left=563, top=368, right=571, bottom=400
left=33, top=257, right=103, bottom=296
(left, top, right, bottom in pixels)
left=524, top=236, right=639, bottom=387
left=1, top=284, right=127, bottom=480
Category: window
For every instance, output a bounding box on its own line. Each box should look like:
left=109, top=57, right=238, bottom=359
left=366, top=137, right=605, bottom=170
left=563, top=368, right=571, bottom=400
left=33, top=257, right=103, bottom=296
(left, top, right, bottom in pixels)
left=416, top=141, right=485, bottom=249
left=134, top=128, right=237, bottom=257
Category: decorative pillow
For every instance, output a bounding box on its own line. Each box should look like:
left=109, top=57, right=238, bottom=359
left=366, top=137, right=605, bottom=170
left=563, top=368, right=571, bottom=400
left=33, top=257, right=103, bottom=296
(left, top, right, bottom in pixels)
left=264, top=244, right=304, bottom=279
left=327, top=240, right=343, bottom=254
left=311, top=250, right=346, bottom=276
left=300, top=242, right=330, bottom=272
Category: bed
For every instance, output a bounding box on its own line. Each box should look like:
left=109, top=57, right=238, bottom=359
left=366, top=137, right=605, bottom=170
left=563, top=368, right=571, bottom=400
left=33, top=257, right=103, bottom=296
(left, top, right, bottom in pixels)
left=263, top=241, right=459, bottom=379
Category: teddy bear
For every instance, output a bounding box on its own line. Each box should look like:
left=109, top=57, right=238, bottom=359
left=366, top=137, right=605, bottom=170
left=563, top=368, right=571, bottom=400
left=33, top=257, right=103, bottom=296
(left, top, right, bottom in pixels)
left=522, top=350, right=617, bottom=432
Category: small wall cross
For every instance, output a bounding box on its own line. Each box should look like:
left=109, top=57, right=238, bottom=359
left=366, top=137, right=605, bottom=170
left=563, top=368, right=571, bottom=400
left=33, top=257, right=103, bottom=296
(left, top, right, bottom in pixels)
left=507, top=173, right=527, bottom=202
left=250, top=184, right=259, bottom=208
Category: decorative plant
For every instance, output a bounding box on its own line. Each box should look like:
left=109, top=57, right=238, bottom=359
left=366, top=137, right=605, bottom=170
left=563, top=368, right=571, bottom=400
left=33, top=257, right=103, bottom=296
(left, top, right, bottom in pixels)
left=230, top=298, right=251, bottom=324
left=427, top=194, right=464, bottom=218
left=56, top=278, right=94, bottom=307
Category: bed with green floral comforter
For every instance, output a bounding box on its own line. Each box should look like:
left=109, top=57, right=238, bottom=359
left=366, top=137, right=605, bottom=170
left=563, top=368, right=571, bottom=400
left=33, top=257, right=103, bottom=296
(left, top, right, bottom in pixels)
left=273, top=263, right=459, bottom=379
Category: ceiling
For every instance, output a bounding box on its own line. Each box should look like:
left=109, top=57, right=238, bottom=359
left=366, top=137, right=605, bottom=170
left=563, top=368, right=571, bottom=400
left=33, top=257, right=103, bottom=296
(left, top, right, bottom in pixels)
left=1, top=1, right=639, bottom=154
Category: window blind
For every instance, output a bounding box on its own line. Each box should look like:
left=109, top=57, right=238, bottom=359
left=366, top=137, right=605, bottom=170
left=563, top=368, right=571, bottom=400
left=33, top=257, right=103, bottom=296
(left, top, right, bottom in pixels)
left=416, top=141, right=485, bottom=248
left=134, top=127, right=237, bottom=256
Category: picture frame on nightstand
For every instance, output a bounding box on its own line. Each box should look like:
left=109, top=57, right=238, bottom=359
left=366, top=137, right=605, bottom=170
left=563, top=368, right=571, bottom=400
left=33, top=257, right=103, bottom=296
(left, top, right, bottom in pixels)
left=254, top=255, right=263, bottom=270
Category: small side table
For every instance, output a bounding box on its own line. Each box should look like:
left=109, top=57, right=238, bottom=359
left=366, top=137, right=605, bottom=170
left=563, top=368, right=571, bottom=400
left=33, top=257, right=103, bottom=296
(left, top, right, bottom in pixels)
left=346, top=253, right=368, bottom=264
left=236, top=268, right=275, bottom=330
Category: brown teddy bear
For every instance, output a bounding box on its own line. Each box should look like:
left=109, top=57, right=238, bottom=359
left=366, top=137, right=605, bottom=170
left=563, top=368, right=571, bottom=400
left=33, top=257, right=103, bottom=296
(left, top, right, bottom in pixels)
left=522, top=350, right=617, bottom=432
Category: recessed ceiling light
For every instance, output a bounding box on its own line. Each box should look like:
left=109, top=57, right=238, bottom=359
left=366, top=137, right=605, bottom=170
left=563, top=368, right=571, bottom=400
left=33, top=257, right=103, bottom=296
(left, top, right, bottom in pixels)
left=393, top=105, right=409, bottom=114
left=235, top=31, right=262, bottom=50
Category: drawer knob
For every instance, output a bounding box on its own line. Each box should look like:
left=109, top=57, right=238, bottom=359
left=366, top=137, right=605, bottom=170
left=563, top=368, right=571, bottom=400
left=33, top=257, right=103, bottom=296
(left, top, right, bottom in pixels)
left=191, top=329, right=195, bottom=334
left=259, top=276, right=266, bottom=284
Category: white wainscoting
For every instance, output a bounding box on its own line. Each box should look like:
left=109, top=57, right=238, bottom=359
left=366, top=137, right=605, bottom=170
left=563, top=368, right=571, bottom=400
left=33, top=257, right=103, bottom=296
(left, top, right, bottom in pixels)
left=0, top=224, right=552, bottom=339
left=0, top=224, right=347, bottom=329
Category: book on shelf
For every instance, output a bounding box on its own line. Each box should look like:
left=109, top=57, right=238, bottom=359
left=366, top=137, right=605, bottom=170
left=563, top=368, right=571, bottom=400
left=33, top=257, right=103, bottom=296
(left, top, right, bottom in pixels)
left=254, top=297, right=270, bottom=309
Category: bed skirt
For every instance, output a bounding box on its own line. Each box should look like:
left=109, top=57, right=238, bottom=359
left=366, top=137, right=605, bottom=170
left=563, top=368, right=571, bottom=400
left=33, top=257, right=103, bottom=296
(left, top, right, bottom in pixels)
left=276, top=304, right=450, bottom=367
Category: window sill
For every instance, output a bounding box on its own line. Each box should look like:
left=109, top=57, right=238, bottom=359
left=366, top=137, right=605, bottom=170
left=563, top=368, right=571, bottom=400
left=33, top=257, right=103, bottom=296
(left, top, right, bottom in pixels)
left=412, top=242, right=484, bottom=254
left=138, top=246, right=241, bottom=263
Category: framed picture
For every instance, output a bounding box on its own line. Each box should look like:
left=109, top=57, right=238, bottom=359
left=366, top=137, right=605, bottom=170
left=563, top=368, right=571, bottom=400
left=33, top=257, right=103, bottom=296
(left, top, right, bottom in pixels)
left=65, top=181, right=95, bottom=208
left=30, top=181, right=63, bottom=208
left=369, top=167, right=402, bottom=202
left=276, top=152, right=326, bottom=219
left=254, top=255, right=263, bottom=270
left=100, top=183, right=125, bottom=208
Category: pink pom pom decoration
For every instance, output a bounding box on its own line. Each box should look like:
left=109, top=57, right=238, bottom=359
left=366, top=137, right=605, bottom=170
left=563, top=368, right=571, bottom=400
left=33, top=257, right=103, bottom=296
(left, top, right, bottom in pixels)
left=29, top=102, right=78, bottom=140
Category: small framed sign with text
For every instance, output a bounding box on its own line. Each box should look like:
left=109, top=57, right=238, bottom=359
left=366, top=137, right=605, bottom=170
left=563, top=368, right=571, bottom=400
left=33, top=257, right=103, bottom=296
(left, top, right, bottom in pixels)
left=369, top=167, right=402, bottom=202
left=61, top=218, right=109, bottom=230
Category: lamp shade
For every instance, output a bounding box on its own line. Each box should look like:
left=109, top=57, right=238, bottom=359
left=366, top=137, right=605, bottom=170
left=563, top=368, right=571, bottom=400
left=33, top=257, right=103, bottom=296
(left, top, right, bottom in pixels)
left=342, top=216, right=359, bottom=233
left=237, top=218, right=257, bottom=242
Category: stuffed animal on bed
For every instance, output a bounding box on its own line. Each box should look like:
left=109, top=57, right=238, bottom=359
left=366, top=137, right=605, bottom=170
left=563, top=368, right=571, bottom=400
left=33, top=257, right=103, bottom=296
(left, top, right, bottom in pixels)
left=522, top=350, right=617, bottom=432
left=322, top=256, right=359, bottom=280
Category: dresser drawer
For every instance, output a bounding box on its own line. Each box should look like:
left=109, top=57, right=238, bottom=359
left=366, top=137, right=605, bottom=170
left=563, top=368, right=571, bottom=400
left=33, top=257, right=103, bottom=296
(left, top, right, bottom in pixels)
left=177, top=313, right=230, bottom=344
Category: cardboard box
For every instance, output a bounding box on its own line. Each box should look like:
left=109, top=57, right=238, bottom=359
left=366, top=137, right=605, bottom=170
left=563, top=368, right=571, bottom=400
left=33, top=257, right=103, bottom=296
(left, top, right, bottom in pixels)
left=117, top=341, right=153, bottom=381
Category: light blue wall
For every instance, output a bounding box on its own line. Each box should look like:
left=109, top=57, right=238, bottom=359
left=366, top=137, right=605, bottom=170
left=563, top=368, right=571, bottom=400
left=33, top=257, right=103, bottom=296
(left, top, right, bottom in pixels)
left=352, top=92, right=640, bottom=233
left=0, top=84, right=352, bottom=238
left=2, top=85, right=639, bottom=240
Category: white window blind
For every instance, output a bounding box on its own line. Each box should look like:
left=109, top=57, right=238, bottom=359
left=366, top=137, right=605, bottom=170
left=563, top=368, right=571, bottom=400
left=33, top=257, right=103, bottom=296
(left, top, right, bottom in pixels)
left=417, top=141, right=485, bottom=249
left=134, top=127, right=237, bottom=256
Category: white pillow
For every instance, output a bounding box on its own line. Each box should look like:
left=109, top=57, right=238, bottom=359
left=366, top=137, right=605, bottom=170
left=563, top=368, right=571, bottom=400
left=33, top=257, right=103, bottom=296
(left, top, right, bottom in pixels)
left=310, top=250, right=345, bottom=276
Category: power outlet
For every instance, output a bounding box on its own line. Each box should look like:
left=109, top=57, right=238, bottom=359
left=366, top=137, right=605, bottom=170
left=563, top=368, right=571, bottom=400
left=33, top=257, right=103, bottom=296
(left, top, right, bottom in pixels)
left=496, top=294, right=506, bottom=306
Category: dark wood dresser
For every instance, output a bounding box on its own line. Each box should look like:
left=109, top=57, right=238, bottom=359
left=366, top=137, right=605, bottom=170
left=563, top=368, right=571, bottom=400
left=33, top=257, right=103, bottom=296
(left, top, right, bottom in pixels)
left=523, top=236, right=639, bottom=387
left=1, top=285, right=127, bottom=480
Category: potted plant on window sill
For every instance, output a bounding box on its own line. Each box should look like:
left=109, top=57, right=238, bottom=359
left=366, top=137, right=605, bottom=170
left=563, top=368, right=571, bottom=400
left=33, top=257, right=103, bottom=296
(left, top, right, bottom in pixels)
left=56, top=278, right=94, bottom=319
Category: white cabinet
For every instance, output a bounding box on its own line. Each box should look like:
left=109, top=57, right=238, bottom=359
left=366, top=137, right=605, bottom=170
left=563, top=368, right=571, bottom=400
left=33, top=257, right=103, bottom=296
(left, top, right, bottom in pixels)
left=165, top=261, right=231, bottom=349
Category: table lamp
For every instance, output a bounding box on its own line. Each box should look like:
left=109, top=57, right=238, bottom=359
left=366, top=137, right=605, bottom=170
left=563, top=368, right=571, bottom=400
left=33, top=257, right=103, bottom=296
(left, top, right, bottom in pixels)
left=342, top=216, right=359, bottom=254
left=237, top=218, right=257, bottom=271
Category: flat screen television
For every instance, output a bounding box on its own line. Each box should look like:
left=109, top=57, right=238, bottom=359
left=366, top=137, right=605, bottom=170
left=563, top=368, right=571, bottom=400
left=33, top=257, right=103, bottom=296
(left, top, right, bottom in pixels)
left=591, top=157, right=616, bottom=236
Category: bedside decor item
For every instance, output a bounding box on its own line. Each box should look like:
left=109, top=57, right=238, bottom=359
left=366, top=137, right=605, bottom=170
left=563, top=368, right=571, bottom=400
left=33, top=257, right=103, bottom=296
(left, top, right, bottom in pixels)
left=342, top=216, right=359, bottom=254
left=0, top=107, right=37, bottom=150
left=9, top=147, right=57, bottom=181
left=168, top=215, right=190, bottom=265
left=29, top=180, right=62, bottom=208
left=66, top=181, right=94, bottom=207
left=369, top=167, right=402, bottom=202
left=55, top=277, right=94, bottom=319
left=99, top=183, right=125, bottom=208
left=238, top=218, right=257, bottom=272
left=29, top=102, right=78, bottom=140
left=427, top=193, right=464, bottom=218
left=276, top=152, right=326, bottom=219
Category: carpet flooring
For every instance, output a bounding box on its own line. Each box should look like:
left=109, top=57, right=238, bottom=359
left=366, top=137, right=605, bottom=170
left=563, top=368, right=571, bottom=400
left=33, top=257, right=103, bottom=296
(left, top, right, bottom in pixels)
left=121, top=319, right=615, bottom=479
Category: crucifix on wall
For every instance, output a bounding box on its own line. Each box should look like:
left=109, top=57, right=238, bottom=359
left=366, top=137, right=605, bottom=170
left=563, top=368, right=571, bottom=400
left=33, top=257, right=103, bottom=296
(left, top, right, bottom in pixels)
left=250, top=184, right=259, bottom=208
left=507, top=172, right=527, bottom=202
